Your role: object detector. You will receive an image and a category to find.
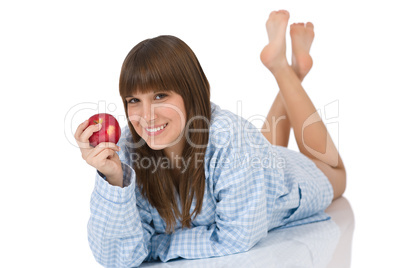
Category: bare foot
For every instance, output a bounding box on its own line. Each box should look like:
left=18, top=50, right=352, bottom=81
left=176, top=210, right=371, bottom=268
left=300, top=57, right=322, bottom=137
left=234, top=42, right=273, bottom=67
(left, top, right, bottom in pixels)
left=260, top=10, right=290, bottom=74
left=290, top=22, right=314, bottom=81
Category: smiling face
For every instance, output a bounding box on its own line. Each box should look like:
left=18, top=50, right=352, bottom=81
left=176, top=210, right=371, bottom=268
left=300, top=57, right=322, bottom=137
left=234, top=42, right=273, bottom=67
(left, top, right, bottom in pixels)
left=126, top=90, right=187, bottom=156
left=119, top=35, right=211, bottom=160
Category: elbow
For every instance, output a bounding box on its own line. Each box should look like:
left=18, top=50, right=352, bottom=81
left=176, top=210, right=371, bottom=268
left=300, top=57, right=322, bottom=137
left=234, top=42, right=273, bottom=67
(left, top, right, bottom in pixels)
left=236, top=228, right=267, bottom=253
left=87, top=231, right=148, bottom=268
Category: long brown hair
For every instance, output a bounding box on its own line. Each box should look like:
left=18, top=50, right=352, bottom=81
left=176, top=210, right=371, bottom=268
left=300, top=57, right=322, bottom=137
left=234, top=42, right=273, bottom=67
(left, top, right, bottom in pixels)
left=119, top=35, right=211, bottom=233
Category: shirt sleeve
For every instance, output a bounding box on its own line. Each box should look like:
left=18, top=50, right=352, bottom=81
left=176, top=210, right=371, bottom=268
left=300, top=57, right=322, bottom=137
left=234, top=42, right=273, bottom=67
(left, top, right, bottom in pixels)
left=87, top=163, right=155, bottom=268
left=147, top=144, right=275, bottom=262
left=87, top=127, right=156, bottom=267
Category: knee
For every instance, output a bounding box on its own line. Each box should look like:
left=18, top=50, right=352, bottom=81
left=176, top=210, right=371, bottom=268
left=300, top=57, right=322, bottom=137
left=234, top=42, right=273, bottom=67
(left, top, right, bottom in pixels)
left=311, top=158, right=346, bottom=200
left=333, top=167, right=347, bottom=200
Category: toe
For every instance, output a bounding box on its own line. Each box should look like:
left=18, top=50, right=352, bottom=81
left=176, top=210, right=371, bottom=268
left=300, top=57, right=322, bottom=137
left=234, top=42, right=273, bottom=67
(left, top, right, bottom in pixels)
left=267, top=9, right=290, bottom=25
left=290, top=23, right=304, bottom=34
left=306, top=22, right=314, bottom=29
left=292, top=23, right=305, bottom=28
left=277, top=9, right=290, bottom=18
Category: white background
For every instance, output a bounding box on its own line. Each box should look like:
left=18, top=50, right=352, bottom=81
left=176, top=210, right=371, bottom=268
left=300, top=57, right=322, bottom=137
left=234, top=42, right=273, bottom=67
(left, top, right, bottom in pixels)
left=1, top=0, right=401, bottom=267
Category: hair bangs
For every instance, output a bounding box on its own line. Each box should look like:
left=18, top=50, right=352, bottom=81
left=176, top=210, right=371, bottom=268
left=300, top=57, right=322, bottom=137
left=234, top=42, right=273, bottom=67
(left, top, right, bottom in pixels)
left=119, top=38, right=185, bottom=99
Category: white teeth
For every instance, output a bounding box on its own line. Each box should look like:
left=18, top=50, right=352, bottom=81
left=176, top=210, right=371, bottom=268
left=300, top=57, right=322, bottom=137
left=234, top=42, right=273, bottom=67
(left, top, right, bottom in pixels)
left=146, top=123, right=167, bottom=133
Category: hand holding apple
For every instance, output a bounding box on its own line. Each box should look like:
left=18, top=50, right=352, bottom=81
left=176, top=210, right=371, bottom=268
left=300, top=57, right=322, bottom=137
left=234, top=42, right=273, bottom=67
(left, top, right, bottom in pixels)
left=74, top=114, right=123, bottom=187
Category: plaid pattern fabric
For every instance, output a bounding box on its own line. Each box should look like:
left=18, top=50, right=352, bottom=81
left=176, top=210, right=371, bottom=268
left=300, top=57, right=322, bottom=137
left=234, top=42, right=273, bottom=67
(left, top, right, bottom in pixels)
left=88, top=102, right=334, bottom=267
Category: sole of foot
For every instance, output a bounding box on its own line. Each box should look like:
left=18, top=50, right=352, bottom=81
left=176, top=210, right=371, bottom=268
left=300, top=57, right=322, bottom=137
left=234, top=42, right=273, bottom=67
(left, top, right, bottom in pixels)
left=290, top=22, right=315, bottom=80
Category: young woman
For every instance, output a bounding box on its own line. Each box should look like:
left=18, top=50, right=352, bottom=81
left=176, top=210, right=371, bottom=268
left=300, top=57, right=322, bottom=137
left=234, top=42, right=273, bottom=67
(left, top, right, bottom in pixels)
left=75, top=10, right=346, bottom=267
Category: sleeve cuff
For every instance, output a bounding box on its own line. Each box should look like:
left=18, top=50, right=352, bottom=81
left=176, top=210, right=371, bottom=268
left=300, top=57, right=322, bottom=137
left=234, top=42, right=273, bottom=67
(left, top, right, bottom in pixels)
left=94, top=163, right=136, bottom=204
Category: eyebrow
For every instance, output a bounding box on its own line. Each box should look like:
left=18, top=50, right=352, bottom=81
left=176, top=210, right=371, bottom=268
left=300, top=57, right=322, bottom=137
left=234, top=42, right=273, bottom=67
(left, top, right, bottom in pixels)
left=126, top=90, right=167, bottom=98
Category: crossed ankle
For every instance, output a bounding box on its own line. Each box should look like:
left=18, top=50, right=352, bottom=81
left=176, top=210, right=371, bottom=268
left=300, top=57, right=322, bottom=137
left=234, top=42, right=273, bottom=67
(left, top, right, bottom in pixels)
left=267, top=61, right=292, bottom=77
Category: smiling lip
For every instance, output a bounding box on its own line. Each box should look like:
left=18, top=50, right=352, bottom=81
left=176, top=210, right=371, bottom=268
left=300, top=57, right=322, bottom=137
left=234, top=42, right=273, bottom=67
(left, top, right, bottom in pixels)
left=144, top=123, right=168, bottom=136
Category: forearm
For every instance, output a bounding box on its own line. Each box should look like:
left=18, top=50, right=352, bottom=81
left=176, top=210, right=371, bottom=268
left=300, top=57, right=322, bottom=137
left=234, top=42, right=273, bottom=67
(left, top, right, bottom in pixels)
left=89, top=167, right=151, bottom=267
left=148, top=223, right=265, bottom=263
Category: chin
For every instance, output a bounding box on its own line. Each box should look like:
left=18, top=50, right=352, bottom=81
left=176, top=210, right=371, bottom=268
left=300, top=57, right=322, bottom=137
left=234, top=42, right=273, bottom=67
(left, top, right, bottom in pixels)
left=149, top=145, right=167, bottom=151
left=146, top=141, right=168, bottom=151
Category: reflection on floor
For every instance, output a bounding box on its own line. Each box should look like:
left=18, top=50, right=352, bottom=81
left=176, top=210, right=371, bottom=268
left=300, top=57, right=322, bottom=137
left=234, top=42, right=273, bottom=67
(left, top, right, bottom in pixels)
left=140, top=197, right=355, bottom=268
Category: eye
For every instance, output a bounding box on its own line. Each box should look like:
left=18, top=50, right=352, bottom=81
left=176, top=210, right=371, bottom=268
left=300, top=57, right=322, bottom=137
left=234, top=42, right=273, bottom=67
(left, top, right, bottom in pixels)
left=127, top=98, right=139, bottom=104
left=155, top=93, right=167, bottom=100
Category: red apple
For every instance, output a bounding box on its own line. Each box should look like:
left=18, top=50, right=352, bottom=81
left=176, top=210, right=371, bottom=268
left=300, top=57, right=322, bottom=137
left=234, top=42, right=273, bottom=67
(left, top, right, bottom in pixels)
left=87, top=113, right=121, bottom=147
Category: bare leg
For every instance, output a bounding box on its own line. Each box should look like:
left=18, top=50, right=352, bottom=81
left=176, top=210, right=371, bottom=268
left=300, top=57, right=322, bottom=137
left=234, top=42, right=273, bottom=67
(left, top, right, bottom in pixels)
left=261, top=21, right=314, bottom=147
left=260, top=10, right=346, bottom=200
left=261, top=93, right=290, bottom=147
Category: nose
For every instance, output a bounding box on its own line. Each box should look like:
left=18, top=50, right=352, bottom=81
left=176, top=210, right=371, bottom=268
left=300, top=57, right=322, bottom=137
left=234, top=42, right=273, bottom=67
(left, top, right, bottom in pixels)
left=142, top=102, right=157, bottom=123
